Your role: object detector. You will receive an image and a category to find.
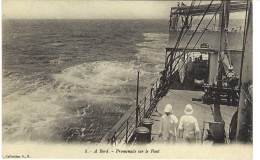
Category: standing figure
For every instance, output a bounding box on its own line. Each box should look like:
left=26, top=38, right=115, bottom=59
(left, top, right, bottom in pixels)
left=186, top=57, right=194, bottom=85
left=178, top=104, right=200, bottom=144
left=226, top=65, right=238, bottom=88
left=180, top=2, right=186, bottom=28
left=169, top=15, right=173, bottom=31
left=159, top=104, right=178, bottom=143
left=181, top=16, right=185, bottom=27
left=178, top=56, right=186, bottom=84
left=226, top=65, right=236, bottom=79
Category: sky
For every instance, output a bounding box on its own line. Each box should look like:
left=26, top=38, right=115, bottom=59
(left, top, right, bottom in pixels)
left=2, top=0, right=245, bottom=19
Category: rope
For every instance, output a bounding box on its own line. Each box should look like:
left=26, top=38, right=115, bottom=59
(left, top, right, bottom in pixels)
left=175, top=1, right=201, bottom=52
left=175, top=0, right=196, bottom=47
left=175, top=2, right=223, bottom=73
left=187, top=0, right=203, bottom=30
left=196, top=0, right=202, bottom=9
left=183, top=0, right=214, bottom=54
left=238, top=0, right=250, bottom=94
left=170, top=0, right=215, bottom=74
left=167, top=1, right=196, bottom=69
left=192, top=14, right=202, bottom=25
left=192, top=0, right=204, bottom=26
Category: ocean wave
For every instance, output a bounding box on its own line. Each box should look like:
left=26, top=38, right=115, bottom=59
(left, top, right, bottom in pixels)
left=49, top=57, right=73, bottom=64
left=3, top=30, right=168, bottom=143
left=2, top=60, right=149, bottom=143
left=136, top=33, right=167, bottom=73
left=143, top=33, right=168, bottom=41
left=50, top=42, right=66, bottom=47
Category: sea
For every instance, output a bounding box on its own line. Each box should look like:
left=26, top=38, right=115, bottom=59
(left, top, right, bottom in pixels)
left=2, top=19, right=243, bottom=143
left=2, top=19, right=169, bottom=143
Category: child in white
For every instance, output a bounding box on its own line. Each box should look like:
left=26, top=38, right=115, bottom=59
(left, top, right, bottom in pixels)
left=178, top=104, right=200, bottom=143
left=159, top=104, right=178, bottom=143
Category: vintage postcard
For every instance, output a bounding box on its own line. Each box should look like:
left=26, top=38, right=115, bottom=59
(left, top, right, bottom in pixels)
left=2, top=0, right=253, bottom=159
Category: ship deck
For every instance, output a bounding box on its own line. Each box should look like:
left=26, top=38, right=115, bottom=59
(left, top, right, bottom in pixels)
left=149, top=89, right=237, bottom=144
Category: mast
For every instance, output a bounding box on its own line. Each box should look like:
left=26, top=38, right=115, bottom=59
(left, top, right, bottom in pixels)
left=214, top=0, right=231, bottom=122
left=236, top=0, right=252, bottom=142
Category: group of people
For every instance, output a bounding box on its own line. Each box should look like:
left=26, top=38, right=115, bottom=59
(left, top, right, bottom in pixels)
left=177, top=2, right=187, bottom=7
left=169, top=2, right=189, bottom=31
left=159, top=104, right=200, bottom=144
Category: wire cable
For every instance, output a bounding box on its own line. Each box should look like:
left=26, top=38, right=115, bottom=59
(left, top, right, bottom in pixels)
left=167, top=1, right=196, bottom=69
left=173, top=2, right=223, bottom=73
left=170, top=0, right=214, bottom=74
left=238, top=0, right=250, bottom=94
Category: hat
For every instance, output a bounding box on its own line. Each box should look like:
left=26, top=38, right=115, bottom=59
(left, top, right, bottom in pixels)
left=184, top=104, right=193, bottom=115
left=164, top=104, right=173, bottom=113
left=228, top=65, right=233, bottom=71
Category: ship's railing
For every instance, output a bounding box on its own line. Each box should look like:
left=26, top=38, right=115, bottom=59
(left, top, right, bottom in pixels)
left=101, top=44, right=221, bottom=145
left=100, top=76, right=167, bottom=145
left=101, top=45, right=190, bottom=145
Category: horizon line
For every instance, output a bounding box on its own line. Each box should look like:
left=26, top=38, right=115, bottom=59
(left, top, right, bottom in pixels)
left=2, top=18, right=245, bottom=20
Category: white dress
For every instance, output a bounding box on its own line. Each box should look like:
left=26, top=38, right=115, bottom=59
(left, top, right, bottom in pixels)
left=178, top=57, right=186, bottom=84
left=159, top=114, right=178, bottom=141
left=178, top=115, right=200, bottom=142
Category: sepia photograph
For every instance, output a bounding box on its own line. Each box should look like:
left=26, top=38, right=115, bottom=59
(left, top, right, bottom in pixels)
left=2, top=0, right=253, bottom=159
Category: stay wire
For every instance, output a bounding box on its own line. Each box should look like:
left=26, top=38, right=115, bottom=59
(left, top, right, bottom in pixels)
left=176, top=2, right=223, bottom=74
left=238, top=0, right=250, bottom=94
left=173, top=2, right=223, bottom=73
left=170, top=0, right=214, bottom=74
left=168, top=0, right=198, bottom=69
left=167, top=0, right=196, bottom=68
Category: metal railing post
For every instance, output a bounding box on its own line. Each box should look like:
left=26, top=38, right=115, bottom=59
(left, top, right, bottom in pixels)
left=165, top=50, right=168, bottom=68
left=136, top=105, right=140, bottom=127
left=144, top=97, right=146, bottom=117
left=150, top=88, right=153, bottom=108
left=136, top=71, right=140, bottom=128
left=136, top=71, right=139, bottom=106
left=170, top=51, right=173, bottom=73
left=148, top=88, right=154, bottom=116
left=125, top=119, right=129, bottom=143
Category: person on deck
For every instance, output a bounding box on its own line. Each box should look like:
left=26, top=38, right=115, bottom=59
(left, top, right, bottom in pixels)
left=226, top=65, right=236, bottom=79
left=157, top=70, right=168, bottom=99
left=225, top=65, right=238, bottom=88
left=178, top=104, right=200, bottom=144
left=169, top=15, right=173, bottom=31
left=159, top=104, right=178, bottom=143
left=178, top=56, right=186, bottom=84
left=186, top=57, right=194, bottom=85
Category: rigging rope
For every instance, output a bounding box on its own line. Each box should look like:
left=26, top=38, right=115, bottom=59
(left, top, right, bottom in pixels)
left=176, top=2, right=223, bottom=72
left=238, top=0, right=251, bottom=94
left=183, top=0, right=214, bottom=54
left=170, top=0, right=205, bottom=64
left=167, top=0, right=196, bottom=69
left=176, top=0, right=202, bottom=49
left=170, top=0, right=214, bottom=74
left=167, top=0, right=201, bottom=70
left=196, top=0, right=202, bottom=9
